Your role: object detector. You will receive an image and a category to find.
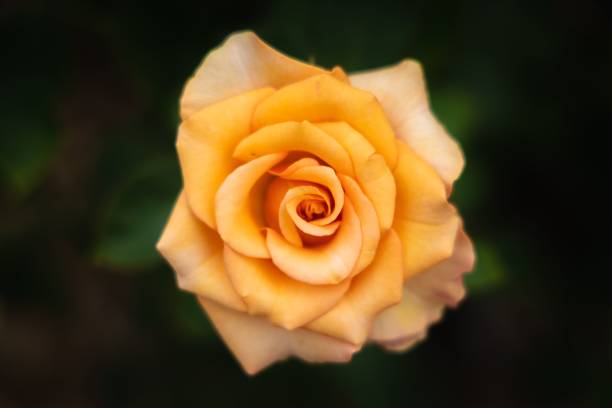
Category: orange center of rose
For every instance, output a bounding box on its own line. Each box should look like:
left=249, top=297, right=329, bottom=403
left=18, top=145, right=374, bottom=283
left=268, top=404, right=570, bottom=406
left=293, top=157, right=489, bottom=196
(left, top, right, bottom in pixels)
left=297, top=198, right=328, bottom=221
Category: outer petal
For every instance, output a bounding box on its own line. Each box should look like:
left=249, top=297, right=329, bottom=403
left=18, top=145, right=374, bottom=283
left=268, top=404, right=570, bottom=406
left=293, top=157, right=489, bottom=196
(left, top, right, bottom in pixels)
left=156, top=193, right=246, bottom=311
left=307, top=229, right=404, bottom=344
left=266, top=200, right=362, bottom=285
left=369, top=227, right=475, bottom=351
left=200, top=298, right=359, bottom=375
left=350, top=60, right=465, bottom=188
left=393, top=140, right=460, bottom=279
left=224, top=246, right=350, bottom=330
left=252, top=74, right=398, bottom=168
left=233, top=121, right=354, bottom=177
left=181, top=31, right=330, bottom=119
left=316, top=122, right=396, bottom=230
left=215, top=152, right=287, bottom=258
left=177, top=88, right=275, bottom=228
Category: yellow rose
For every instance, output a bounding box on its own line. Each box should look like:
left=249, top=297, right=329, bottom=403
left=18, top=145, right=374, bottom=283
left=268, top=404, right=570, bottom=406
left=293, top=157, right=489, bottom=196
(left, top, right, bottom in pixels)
left=157, top=31, right=475, bottom=374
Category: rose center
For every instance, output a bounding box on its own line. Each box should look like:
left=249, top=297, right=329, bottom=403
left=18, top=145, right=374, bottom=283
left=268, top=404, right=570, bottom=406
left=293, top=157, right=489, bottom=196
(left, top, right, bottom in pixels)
left=297, top=199, right=328, bottom=221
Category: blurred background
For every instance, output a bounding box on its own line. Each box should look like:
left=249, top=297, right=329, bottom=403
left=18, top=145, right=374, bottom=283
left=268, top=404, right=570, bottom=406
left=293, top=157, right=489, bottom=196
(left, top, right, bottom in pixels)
left=1, top=0, right=610, bottom=406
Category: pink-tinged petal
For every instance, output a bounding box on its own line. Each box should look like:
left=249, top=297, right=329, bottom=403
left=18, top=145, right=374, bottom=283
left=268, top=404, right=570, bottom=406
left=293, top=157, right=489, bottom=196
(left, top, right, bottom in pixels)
left=266, top=200, right=362, bottom=285
left=224, top=245, right=350, bottom=330
left=233, top=121, right=354, bottom=177
left=215, top=152, right=287, bottom=258
left=393, top=140, right=460, bottom=279
left=307, top=229, right=403, bottom=344
left=156, top=193, right=246, bottom=311
left=200, top=298, right=360, bottom=375
left=369, top=227, right=475, bottom=352
left=252, top=74, right=398, bottom=168
left=350, top=60, right=465, bottom=188
left=177, top=88, right=275, bottom=229
left=407, top=228, right=475, bottom=307
left=180, top=31, right=332, bottom=119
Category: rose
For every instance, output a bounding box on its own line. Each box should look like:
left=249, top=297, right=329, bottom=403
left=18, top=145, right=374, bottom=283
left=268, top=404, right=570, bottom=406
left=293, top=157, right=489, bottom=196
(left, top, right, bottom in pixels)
left=157, top=31, right=475, bottom=374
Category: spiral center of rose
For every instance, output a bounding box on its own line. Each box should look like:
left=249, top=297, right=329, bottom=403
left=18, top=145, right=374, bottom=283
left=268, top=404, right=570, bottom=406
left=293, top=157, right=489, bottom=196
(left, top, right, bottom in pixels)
left=297, top=198, right=328, bottom=221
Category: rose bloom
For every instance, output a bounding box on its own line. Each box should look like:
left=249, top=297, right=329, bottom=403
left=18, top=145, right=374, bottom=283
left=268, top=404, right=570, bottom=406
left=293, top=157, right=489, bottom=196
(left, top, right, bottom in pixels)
left=157, top=31, right=475, bottom=374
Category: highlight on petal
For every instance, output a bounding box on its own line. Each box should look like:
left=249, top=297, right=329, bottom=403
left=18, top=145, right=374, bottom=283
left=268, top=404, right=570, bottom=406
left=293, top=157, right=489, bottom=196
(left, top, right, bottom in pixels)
left=369, top=227, right=475, bottom=352
left=156, top=193, right=246, bottom=311
left=266, top=200, right=362, bottom=285
left=338, top=175, right=380, bottom=276
left=350, top=60, right=465, bottom=188
left=224, top=245, right=350, bottom=329
left=178, top=88, right=275, bottom=228
left=316, top=122, right=396, bottom=230
left=234, top=121, right=354, bottom=177
left=307, top=229, right=404, bottom=344
left=200, top=298, right=359, bottom=375
left=181, top=31, right=330, bottom=119
left=393, top=140, right=460, bottom=279
left=215, top=152, right=287, bottom=258
left=252, top=74, right=398, bottom=168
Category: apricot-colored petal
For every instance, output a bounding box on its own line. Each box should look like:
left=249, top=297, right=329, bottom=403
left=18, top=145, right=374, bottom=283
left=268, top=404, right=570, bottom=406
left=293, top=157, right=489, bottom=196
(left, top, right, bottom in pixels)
left=224, top=245, right=350, bottom=330
left=393, top=140, right=460, bottom=279
left=282, top=165, right=343, bottom=226
left=177, top=88, right=275, bottom=229
left=307, top=229, right=403, bottom=344
left=316, top=122, right=396, bottom=230
left=252, top=74, right=398, bottom=168
left=350, top=60, right=465, bottom=188
left=266, top=200, right=362, bottom=285
left=180, top=31, right=330, bottom=119
left=215, top=152, right=287, bottom=258
left=156, top=193, right=245, bottom=311
left=407, top=227, right=475, bottom=307
left=287, top=196, right=340, bottom=237
left=369, top=227, right=475, bottom=352
left=338, top=175, right=380, bottom=276
left=234, top=121, right=354, bottom=177
left=200, top=298, right=359, bottom=375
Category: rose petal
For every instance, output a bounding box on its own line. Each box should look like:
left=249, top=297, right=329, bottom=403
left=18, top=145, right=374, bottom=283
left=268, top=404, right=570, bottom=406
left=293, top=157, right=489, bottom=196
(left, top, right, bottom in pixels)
left=407, top=227, right=475, bottom=307
left=338, top=175, right=380, bottom=276
left=177, top=88, right=275, bottom=229
left=369, top=227, right=475, bottom=352
left=156, top=193, right=246, bottom=311
left=252, top=74, right=398, bottom=168
left=350, top=60, right=465, bottom=188
left=316, top=122, right=396, bottom=230
left=393, top=140, right=460, bottom=279
left=215, top=152, right=287, bottom=258
left=307, top=229, right=403, bottom=344
left=181, top=31, right=330, bottom=119
left=200, top=298, right=359, bottom=375
left=234, top=121, right=354, bottom=177
left=266, top=199, right=362, bottom=285
left=224, top=245, right=350, bottom=329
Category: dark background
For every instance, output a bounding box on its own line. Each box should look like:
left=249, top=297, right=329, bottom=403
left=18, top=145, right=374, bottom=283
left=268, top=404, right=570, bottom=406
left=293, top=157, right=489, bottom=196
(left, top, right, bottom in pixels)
left=1, top=0, right=610, bottom=407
